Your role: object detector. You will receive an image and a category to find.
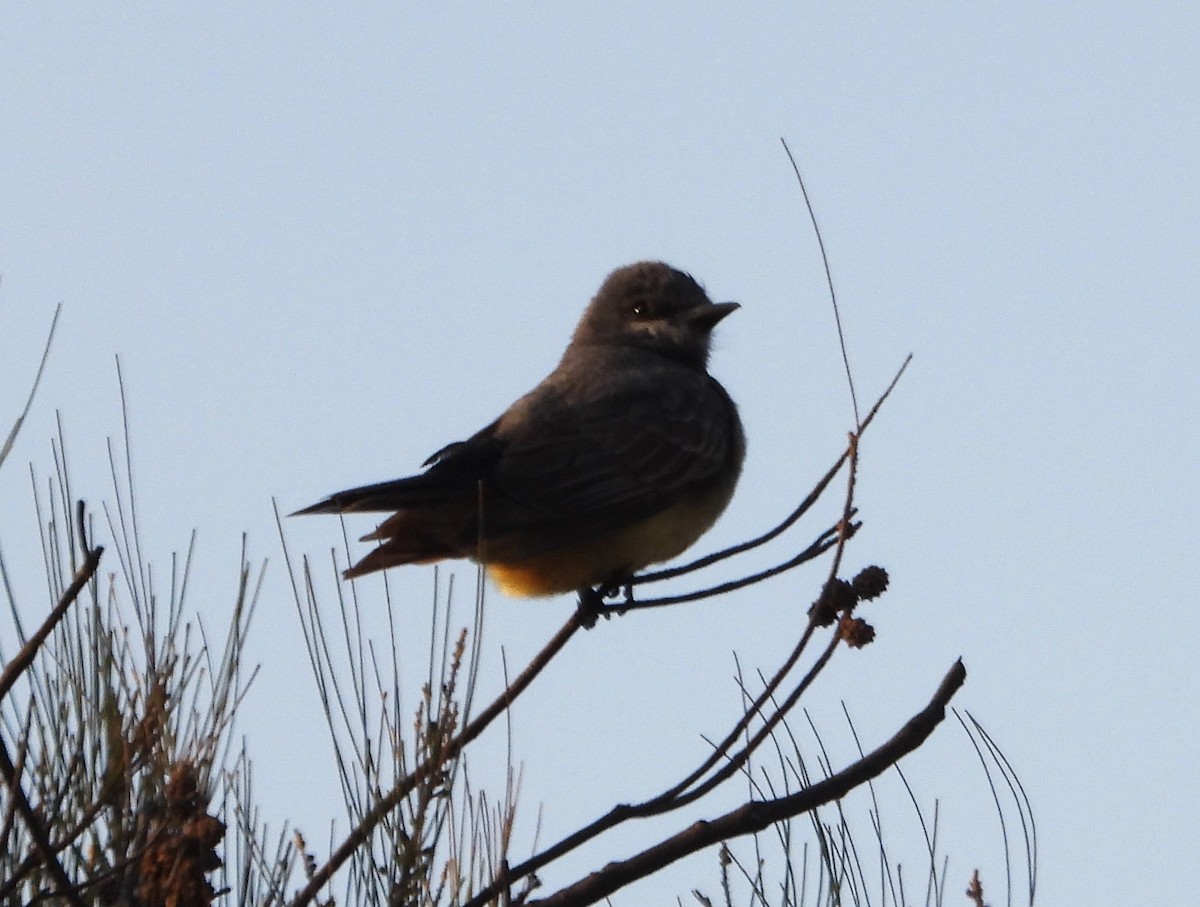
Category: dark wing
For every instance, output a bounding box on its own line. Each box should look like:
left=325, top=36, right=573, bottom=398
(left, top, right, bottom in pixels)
left=484, top=368, right=741, bottom=550
left=291, top=421, right=505, bottom=515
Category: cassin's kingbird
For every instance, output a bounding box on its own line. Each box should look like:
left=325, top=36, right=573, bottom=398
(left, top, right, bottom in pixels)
left=296, top=261, right=745, bottom=597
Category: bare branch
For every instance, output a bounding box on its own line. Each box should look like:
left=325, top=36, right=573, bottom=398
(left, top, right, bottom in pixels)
left=529, top=660, right=967, bottom=907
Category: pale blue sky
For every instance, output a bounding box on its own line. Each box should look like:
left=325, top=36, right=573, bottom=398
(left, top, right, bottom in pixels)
left=2, top=6, right=1197, bottom=904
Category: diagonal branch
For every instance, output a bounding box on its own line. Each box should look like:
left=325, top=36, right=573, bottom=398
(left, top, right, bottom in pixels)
left=286, top=605, right=586, bottom=907
left=528, top=660, right=968, bottom=907
left=0, top=500, right=102, bottom=907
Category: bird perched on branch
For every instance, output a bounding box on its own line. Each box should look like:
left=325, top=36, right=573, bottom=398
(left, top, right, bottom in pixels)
left=296, top=261, right=745, bottom=597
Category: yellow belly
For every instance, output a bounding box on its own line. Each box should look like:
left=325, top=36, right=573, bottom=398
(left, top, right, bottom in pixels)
left=485, top=491, right=730, bottom=597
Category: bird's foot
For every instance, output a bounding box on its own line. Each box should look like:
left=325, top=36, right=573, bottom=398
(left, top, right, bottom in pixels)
left=607, top=579, right=634, bottom=614
left=575, top=586, right=608, bottom=629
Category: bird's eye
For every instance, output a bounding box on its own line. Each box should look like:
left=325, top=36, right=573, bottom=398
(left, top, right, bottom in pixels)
left=630, top=303, right=645, bottom=317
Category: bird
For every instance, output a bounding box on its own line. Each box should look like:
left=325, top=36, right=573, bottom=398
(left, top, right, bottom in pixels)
left=295, top=260, right=745, bottom=598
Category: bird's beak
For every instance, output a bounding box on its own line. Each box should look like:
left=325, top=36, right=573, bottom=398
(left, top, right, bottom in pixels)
left=686, top=300, right=740, bottom=329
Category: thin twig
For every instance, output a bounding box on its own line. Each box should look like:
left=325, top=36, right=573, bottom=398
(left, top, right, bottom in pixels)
left=780, top=137, right=858, bottom=426
left=622, top=522, right=848, bottom=611
left=0, top=303, right=61, bottom=470
left=960, top=710, right=1038, bottom=905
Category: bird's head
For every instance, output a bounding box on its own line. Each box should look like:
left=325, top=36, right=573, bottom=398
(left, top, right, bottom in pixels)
left=570, top=261, right=739, bottom=369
